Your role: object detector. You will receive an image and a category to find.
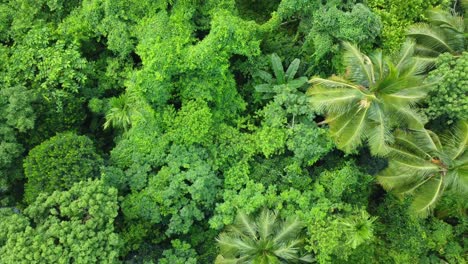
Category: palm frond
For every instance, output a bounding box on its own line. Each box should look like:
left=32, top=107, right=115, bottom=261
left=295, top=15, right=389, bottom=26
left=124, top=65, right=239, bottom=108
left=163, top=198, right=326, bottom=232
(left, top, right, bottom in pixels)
left=367, top=103, right=393, bottom=156
left=426, top=8, right=464, bottom=33
left=394, top=40, right=417, bottom=72
left=308, top=85, right=362, bottom=113
left=445, top=169, right=468, bottom=194
left=236, top=211, right=258, bottom=241
left=272, top=217, right=303, bottom=244
left=217, top=233, right=257, bottom=255
left=407, top=23, right=454, bottom=53
left=309, top=76, right=366, bottom=92
left=392, top=130, right=432, bottom=159
left=258, top=209, right=277, bottom=240
left=410, top=175, right=444, bottom=217
left=391, top=159, right=439, bottom=175
left=214, top=255, right=241, bottom=264
left=377, top=168, right=421, bottom=191
left=330, top=105, right=370, bottom=153
left=393, top=176, right=436, bottom=196
left=387, top=106, right=426, bottom=130
left=369, top=50, right=384, bottom=83
left=272, top=239, right=302, bottom=260
left=298, top=254, right=315, bottom=263
left=319, top=110, right=349, bottom=125
left=383, top=89, right=427, bottom=105
left=413, top=43, right=441, bottom=57
left=377, top=73, right=429, bottom=96
left=342, top=42, right=375, bottom=86
left=271, top=53, right=285, bottom=84
left=441, top=121, right=468, bottom=160
left=285, top=58, right=300, bottom=82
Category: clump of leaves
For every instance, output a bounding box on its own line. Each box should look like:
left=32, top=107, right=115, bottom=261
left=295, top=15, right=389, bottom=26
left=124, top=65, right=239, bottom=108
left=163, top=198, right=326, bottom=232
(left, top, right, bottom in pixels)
left=23, top=132, right=103, bottom=203
left=255, top=53, right=308, bottom=100
left=424, top=52, right=468, bottom=123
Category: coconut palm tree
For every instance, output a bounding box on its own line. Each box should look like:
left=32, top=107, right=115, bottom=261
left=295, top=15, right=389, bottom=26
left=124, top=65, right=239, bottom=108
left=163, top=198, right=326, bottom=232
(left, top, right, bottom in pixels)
left=215, top=209, right=313, bottom=264
left=377, top=121, right=468, bottom=217
left=407, top=7, right=466, bottom=66
left=308, top=41, right=434, bottom=155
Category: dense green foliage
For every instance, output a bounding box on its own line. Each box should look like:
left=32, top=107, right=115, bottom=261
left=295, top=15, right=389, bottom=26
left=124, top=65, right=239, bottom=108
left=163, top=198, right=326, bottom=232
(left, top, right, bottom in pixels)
left=0, top=180, right=120, bottom=263
left=425, top=52, right=468, bottom=123
left=0, top=0, right=466, bottom=263
left=23, top=132, right=103, bottom=203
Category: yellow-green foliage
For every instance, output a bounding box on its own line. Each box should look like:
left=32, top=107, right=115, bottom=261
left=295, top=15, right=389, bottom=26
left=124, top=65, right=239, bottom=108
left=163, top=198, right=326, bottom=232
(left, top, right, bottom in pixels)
left=368, top=0, right=445, bottom=52
left=0, top=0, right=466, bottom=263
left=0, top=180, right=120, bottom=264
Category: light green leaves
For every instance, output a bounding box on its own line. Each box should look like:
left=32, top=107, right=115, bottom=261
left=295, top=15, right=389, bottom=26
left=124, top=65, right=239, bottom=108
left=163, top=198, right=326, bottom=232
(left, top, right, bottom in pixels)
left=0, top=180, right=120, bottom=263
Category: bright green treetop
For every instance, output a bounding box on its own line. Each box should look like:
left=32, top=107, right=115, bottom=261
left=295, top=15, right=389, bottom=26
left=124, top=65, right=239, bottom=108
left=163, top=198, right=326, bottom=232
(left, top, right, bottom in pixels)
left=0, top=180, right=120, bottom=263
left=23, top=132, right=103, bottom=203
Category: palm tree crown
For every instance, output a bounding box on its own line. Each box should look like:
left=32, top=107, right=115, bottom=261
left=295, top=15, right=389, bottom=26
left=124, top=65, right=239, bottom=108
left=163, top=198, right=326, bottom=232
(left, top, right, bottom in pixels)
left=308, top=41, right=434, bottom=155
left=104, top=93, right=140, bottom=132
left=215, top=209, right=313, bottom=264
left=377, top=121, right=468, bottom=217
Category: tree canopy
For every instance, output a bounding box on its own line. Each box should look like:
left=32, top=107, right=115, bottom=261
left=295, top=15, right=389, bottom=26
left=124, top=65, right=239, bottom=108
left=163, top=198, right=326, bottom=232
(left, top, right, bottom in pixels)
left=0, top=0, right=466, bottom=263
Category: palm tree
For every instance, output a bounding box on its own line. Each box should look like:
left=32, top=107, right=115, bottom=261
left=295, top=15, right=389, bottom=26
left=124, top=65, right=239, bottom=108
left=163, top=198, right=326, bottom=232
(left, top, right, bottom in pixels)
left=341, top=211, right=377, bottom=249
left=104, top=93, right=140, bottom=132
left=407, top=7, right=466, bottom=66
left=308, top=41, right=434, bottom=155
left=377, top=121, right=468, bottom=217
left=215, top=209, right=313, bottom=264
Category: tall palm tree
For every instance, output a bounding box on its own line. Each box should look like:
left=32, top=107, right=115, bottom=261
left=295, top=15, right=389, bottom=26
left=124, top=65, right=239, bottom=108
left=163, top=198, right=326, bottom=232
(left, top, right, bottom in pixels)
left=377, top=121, right=468, bottom=217
left=215, top=209, right=313, bottom=264
left=308, top=41, right=434, bottom=155
left=407, top=7, right=466, bottom=66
